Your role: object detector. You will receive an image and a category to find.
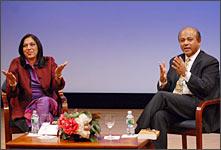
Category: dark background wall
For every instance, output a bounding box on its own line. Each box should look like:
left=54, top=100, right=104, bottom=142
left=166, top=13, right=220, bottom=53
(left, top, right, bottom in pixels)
left=64, top=93, right=154, bottom=109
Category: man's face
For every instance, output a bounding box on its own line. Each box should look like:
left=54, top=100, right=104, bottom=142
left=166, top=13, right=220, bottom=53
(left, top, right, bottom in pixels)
left=178, top=28, right=200, bottom=57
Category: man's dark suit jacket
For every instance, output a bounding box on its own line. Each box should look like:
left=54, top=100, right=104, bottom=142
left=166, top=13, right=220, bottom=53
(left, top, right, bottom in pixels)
left=158, top=50, right=220, bottom=132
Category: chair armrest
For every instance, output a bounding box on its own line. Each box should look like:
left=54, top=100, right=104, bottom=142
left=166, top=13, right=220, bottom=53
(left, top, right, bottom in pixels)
left=195, top=98, right=220, bottom=132
left=197, top=98, right=220, bottom=111
left=2, top=91, right=9, bottom=109
left=58, top=90, right=68, bottom=113
left=196, top=98, right=220, bottom=119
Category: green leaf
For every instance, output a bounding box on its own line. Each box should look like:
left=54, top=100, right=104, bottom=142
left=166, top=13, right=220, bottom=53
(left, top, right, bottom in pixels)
left=62, top=133, right=68, bottom=140
left=89, top=136, right=98, bottom=142
left=72, top=112, right=80, bottom=118
left=90, top=126, right=97, bottom=134
left=94, top=124, right=101, bottom=133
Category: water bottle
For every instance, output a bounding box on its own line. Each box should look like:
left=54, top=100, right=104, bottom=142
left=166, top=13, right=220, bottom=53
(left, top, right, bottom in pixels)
left=126, top=110, right=135, bottom=135
left=31, top=110, right=39, bottom=134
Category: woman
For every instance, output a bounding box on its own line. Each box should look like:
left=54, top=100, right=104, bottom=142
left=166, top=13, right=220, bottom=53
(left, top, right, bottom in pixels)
left=2, top=33, right=68, bottom=131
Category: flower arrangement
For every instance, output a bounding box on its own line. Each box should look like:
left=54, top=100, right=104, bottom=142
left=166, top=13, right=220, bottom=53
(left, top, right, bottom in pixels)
left=57, top=111, right=101, bottom=142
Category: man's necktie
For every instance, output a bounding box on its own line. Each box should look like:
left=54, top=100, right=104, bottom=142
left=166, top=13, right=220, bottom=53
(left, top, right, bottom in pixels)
left=173, top=58, right=190, bottom=94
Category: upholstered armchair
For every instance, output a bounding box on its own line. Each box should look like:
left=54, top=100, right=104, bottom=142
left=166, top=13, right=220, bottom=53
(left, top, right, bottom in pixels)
left=168, top=98, right=220, bottom=149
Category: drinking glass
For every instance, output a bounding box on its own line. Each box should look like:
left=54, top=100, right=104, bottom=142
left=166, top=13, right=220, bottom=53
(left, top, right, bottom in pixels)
left=104, top=114, right=115, bottom=140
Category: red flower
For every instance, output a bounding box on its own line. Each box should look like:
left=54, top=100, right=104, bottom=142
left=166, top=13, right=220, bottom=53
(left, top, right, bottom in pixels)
left=58, top=115, right=79, bottom=135
left=57, top=112, right=100, bottom=142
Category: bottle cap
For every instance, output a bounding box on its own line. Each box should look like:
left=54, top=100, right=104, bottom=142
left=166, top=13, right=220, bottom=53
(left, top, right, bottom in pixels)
left=128, top=110, right=132, bottom=114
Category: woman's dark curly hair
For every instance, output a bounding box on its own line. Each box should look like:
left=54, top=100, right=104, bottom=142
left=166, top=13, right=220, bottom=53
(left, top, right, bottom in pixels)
left=18, top=33, right=46, bottom=67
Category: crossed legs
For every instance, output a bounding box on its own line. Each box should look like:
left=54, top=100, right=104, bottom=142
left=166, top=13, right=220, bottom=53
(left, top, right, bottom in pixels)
left=135, top=91, right=200, bottom=149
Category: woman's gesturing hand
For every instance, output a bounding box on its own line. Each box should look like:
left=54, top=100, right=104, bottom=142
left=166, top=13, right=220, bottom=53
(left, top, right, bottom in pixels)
left=55, top=61, right=68, bottom=79
left=2, top=70, right=17, bottom=87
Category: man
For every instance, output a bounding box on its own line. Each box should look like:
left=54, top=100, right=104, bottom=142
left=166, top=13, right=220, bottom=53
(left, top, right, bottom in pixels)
left=135, top=26, right=220, bottom=149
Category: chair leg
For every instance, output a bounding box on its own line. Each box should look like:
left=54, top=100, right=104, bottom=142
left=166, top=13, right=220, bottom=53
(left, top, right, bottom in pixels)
left=196, top=131, right=202, bottom=149
left=4, top=107, right=12, bottom=143
left=182, top=134, right=187, bottom=149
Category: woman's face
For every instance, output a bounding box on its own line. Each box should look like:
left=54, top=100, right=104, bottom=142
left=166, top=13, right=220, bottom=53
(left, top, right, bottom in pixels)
left=22, top=37, right=38, bottom=61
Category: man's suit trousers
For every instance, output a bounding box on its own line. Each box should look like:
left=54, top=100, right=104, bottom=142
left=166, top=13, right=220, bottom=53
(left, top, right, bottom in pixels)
left=135, top=91, right=201, bottom=149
